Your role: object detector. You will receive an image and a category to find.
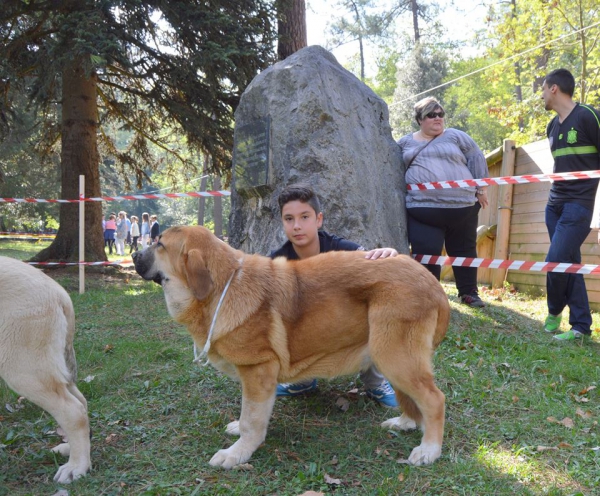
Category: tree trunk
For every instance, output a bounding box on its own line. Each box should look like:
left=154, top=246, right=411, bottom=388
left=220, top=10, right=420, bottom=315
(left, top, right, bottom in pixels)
left=32, top=58, right=105, bottom=262
left=213, top=175, right=223, bottom=239
left=411, top=0, right=420, bottom=43
left=277, top=0, right=307, bottom=60
left=197, top=153, right=209, bottom=226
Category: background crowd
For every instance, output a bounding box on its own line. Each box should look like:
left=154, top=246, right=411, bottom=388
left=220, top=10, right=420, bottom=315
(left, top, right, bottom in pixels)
left=102, top=211, right=160, bottom=256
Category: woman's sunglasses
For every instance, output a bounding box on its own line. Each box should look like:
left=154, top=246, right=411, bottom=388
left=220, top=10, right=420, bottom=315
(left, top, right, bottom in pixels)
left=424, top=111, right=445, bottom=119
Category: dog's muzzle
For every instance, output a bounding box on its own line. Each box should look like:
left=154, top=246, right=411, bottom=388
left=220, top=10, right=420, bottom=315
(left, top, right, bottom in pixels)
left=132, top=251, right=164, bottom=285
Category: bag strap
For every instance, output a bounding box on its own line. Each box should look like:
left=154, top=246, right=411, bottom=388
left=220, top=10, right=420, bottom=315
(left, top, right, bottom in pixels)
left=406, top=134, right=438, bottom=169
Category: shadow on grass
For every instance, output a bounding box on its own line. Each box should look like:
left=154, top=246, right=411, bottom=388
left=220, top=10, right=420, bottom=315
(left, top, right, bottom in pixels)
left=1, top=275, right=598, bottom=494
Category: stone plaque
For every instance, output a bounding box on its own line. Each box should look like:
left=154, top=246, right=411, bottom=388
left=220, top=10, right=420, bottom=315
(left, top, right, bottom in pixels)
left=233, top=118, right=270, bottom=193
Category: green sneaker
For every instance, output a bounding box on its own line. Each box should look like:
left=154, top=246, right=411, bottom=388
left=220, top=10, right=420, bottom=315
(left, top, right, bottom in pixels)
left=544, top=314, right=562, bottom=333
left=553, top=329, right=584, bottom=341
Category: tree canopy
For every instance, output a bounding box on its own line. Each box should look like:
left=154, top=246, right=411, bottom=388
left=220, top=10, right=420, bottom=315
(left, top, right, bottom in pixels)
left=0, top=0, right=276, bottom=261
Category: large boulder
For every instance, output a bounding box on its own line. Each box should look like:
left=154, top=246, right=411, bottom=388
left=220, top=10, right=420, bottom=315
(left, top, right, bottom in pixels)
left=229, top=45, right=407, bottom=255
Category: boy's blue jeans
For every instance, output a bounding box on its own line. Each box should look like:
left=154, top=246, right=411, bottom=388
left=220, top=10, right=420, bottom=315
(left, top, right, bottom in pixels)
left=545, top=202, right=592, bottom=335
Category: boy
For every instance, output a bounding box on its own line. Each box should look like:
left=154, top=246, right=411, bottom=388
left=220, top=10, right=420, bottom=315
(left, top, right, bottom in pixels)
left=269, top=183, right=399, bottom=407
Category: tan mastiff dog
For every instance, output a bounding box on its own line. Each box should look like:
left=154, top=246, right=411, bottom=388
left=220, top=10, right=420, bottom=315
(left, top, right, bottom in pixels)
left=0, top=256, right=91, bottom=483
left=132, top=226, right=449, bottom=469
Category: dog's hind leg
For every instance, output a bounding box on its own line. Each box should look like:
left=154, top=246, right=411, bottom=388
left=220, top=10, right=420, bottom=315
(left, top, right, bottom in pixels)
left=209, top=361, right=279, bottom=469
left=51, top=382, right=90, bottom=457
left=6, top=372, right=91, bottom=483
left=372, top=319, right=445, bottom=465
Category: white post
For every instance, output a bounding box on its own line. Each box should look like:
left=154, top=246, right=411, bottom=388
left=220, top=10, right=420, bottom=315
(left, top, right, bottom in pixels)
left=79, top=175, right=85, bottom=294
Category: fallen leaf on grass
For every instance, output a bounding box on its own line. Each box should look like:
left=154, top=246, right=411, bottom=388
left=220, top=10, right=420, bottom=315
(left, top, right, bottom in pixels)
left=299, top=492, right=325, bottom=496
left=557, top=442, right=573, bottom=449
left=576, top=408, right=592, bottom=419
left=324, top=473, right=341, bottom=485
left=233, top=463, right=253, bottom=471
left=83, top=375, right=95, bottom=383
left=537, top=446, right=559, bottom=451
left=104, top=344, right=114, bottom=353
left=105, top=433, right=119, bottom=445
left=573, top=395, right=590, bottom=403
left=398, top=473, right=405, bottom=482
left=335, top=397, right=350, bottom=412
left=579, top=385, right=596, bottom=395
left=547, top=416, right=574, bottom=428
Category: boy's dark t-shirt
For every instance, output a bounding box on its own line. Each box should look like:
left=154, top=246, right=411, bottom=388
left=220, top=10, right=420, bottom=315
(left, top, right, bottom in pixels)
left=269, top=231, right=364, bottom=260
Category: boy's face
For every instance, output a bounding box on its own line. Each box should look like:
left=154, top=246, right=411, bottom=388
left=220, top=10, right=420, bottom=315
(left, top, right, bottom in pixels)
left=281, top=200, right=323, bottom=249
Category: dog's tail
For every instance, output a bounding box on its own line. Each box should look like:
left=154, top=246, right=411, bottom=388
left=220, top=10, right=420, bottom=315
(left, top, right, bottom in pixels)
left=432, top=294, right=450, bottom=349
left=61, top=293, right=78, bottom=383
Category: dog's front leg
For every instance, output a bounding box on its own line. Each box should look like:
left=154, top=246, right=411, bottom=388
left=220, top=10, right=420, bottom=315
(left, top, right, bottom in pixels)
left=209, top=361, right=278, bottom=469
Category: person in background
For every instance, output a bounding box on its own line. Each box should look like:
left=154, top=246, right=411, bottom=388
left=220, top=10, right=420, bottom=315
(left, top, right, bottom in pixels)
left=540, top=68, right=600, bottom=341
left=104, top=214, right=117, bottom=255
left=397, top=96, right=489, bottom=308
left=150, top=214, right=160, bottom=244
left=126, top=212, right=132, bottom=248
left=140, top=212, right=151, bottom=250
left=115, top=211, right=128, bottom=256
left=129, top=215, right=140, bottom=253
left=269, top=183, right=399, bottom=408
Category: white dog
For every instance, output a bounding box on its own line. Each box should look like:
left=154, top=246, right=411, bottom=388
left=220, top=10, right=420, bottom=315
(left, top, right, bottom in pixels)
left=0, top=256, right=91, bottom=483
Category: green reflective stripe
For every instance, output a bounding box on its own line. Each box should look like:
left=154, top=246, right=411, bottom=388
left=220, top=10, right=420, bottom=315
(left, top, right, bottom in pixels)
left=552, top=145, right=598, bottom=157
left=580, top=104, right=600, bottom=128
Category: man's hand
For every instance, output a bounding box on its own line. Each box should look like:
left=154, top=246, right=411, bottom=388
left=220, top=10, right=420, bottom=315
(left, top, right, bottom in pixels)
left=364, top=247, right=398, bottom=260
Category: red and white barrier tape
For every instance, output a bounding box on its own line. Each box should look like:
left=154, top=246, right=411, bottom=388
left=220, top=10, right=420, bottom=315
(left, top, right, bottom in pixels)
left=2, top=170, right=600, bottom=202
left=0, top=190, right=231, bottom=203
left=407, top=170, right=600, bottom=191
left=23, top=255, right=600, bottom=275
left=27, top=260, right=134, bottom=267
left=413, top=254, right=600, bottom=275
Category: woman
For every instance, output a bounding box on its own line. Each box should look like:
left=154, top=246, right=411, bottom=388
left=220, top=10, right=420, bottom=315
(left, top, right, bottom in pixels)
left=397, top=96, right=489, bottom=307
left=140, top=212, right=151, bottom=250
left=104, top=214, right=117, bottom=255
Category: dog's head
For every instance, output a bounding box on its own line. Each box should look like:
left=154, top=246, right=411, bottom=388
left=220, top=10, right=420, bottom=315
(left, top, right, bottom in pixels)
left=132, top=226, right=223, bottom=301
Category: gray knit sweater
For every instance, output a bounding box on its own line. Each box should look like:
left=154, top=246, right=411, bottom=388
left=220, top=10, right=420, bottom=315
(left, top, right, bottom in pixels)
left=397, top=128, right=489, bottom=209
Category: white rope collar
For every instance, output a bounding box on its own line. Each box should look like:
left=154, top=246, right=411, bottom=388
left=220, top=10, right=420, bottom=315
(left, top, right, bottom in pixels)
left=193, top=261, right=241, bottom=365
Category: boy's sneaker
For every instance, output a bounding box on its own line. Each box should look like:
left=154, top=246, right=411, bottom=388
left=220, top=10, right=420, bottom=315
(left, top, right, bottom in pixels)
left=553, top=329, right=584, bottom=341
left=276, top=379, right=318, bottom=397
left=365, top=381, right=398, bottom=408
left=544, top=314, right=562, bottom=333
left=460, top=291, right=485, bottom=308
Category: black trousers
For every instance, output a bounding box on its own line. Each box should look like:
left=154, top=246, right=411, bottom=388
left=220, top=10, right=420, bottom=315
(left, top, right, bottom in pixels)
left=407, top=203, right=481, bottom=296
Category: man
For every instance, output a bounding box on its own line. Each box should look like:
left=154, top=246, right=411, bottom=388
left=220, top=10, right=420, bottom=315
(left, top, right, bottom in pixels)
left=540, top=68, right=600, bottom=341
left=269, top=183, right=400, bottom=407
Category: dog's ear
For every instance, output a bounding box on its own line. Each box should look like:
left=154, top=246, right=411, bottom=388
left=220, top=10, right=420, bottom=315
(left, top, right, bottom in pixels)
left=184, top=249, right=213, bottom=300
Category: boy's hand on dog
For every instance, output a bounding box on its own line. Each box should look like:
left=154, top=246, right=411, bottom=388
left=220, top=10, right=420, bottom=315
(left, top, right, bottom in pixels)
left=364, top=248, right=398, bottom=260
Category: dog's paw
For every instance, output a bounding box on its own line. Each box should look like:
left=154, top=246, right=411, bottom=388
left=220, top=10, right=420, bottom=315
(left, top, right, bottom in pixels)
left=53, top=461, right=90, bottom=483
left=381, top=413, right=417, bottom=431
left=209, top=444, right=252, bottom=469
left=225, top=420, right=240, bottom=436
left=407, top=442, right=441, bottom=466
left=51, top=442, right=71, bottom=457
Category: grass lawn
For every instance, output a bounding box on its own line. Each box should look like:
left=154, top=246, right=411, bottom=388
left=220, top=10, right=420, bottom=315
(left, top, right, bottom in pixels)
left=0, top=241, right=599, bottom=495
